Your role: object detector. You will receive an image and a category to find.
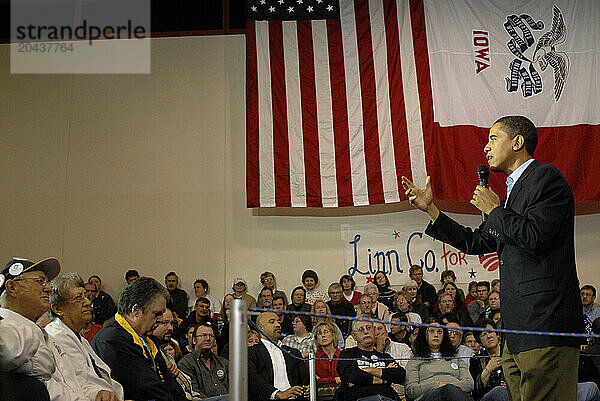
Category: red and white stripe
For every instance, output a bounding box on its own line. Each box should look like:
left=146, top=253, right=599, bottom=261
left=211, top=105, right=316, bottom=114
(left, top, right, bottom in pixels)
left=246, top=0, right=428, bottom=208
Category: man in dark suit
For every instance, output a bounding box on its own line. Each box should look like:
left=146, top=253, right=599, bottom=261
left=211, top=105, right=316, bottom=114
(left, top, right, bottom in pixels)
left=248, top=312, right=309, bottom=401
left=402, top=115, right=584, bottom=401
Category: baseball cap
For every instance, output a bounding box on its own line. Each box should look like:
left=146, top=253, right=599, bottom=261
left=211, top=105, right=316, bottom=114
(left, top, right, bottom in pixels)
left=232, top=278, right=247, bottom=287
left=0, top=257, right=60, bottom=294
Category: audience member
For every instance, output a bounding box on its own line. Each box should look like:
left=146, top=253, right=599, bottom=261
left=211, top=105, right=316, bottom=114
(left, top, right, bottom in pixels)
left=313, top=322, right=342, bottom=386
left=442, top=282, right=469, bottom=316
left=435, top=293, right=472, bottom=327
left=479, top=291, right=500, bottom=321
left=465, top=281, right=478, bottom=306
left=437, top=271, right=466, bottom=305
left=125, top=269, right=139, bottom=285
left=463, top=332, right=482, bottom=355
left=91, top=277, right=187, bottom=401
left=580, top=317, right=600, bottom=386
left=182, top=323, right=198, bottom=356
left=216, top=294, right=234, bottom=352
left=258, top=287, right=274, bottom=309
left=152, top=308, right=200, bottom=400
left=188, top=279, right=221, bottom=317
left=337, top=320, right=406, bottom=401
left=443, top=317, right=475, bottom=370
left=409, top=265, right=437, bottom=313
left=82, top=319, right=103, bottom=342
left=272, top=295, right=294, bottom=335
left=490, top=279, right=500, bottom=294
left=164, top=272, right=189, bottom=320
left=179, top=297, right=216, bottom=340
left=288, top=286, right=311, bottom=313
left=311, top=300, right=344, bottom=349
left=281, top=315, right=317, bottom=358
left=357, top=294, right=375, bottom=318
left=467, top=281, right=490, bottom=324
left=257, top=272, right=288, bottom=307
left=374, top=321, right=413, bottom=368
left=374, top=271, right=396, bottom=310
left=248, top=312, right=309, bottom=401
left=326, top=282, right=356, bottom=336
left=339, top=274, right=362, bottom=306
left=46, top=273, right=124, bottom=400
left=582, top=286, right=600, bottom=341
left=231, top=278, right=257, bottom=308
left=469, top=319, right=506, bottom=401
left=302, top=269, right=329, bottom=305
left=178, top=323, right=229, bottom=401
left=403, top=279, right=429, bottom=320
left=87, top=275, right=117, bottom=326
left=405, top=318, right=474, bottom=401
left=0, top=257, right=88, bottom=401
left=163, top=340, right=183, bottom=362
left=394, top=290, right=422, bottom=324
left=248, top=329, right=261, bottom=347
left=389, top=312, right=412, bottom=347
left=364, top=283, right=390, bottom=326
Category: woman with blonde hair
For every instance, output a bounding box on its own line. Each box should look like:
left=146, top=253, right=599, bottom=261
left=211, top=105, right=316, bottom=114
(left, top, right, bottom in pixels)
left=311, top=300, right=345, bottom=349
left=313, top=322, right=342, bottom=386
left=393, top=289, right=422, bottom=324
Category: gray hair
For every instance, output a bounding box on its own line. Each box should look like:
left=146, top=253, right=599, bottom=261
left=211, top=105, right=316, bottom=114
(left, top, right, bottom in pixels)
left=363, top=283, right=378, bottom=294
left=404, top=279, right=418, bottom=289
left=352, top=318, right=372, bottom=332
left=328, top=283, right=342, bottom=291
left=50, top=273, right=85, bottom=317
left=118, top=277, right=168, bottom=315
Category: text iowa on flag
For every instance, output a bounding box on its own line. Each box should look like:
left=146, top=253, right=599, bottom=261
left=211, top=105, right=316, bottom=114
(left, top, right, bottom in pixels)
left=246, top=0, right=600, bottom=210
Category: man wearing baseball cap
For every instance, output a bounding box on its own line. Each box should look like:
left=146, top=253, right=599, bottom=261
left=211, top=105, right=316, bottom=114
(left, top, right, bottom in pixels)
left=231, top=278, right=257, bottom=308
left=0, top=257, right=118, bottom=401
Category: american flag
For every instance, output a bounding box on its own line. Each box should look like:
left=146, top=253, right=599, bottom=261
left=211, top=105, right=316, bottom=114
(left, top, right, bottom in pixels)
left=246, top=0, right=427, bottom=207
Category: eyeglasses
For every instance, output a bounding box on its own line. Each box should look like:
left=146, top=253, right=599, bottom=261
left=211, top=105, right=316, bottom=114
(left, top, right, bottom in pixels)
left=448, top=330, right=462, bottom=337
left=356, top=325, right=373, bottom=333
left=13, top=276, right=49, bottom=287
left=194, top=333, right=215, bottom=339
left=69, top=295, right=87, bottom=304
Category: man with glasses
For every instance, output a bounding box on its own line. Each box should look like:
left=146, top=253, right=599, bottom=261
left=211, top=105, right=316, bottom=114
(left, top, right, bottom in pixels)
left=46, top=273, right=124, bottom=401
left=178, top=323, right=229, bottom=400
left=92, top=277, right=187, bottom=401
left=327, top=283, right=356, bottom=336
left=337, top=320, right=406, bottom=401
left=442, top=313, right=475, bottom=370
left=0, top=257, right=61, bottom=400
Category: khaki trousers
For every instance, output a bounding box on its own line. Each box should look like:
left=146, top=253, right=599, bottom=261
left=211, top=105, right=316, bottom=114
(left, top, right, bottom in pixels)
left=502, top=343, right=579, bottom=401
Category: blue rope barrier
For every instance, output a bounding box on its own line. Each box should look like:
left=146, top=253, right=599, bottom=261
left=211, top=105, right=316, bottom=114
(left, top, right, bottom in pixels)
left=249, top=306, right=600, bottom=339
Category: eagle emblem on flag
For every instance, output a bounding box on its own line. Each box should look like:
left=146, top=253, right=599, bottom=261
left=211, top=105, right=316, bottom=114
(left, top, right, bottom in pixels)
left=532, top=5, right=569, bottom=102
left=504, top=5, right=569, bottom=102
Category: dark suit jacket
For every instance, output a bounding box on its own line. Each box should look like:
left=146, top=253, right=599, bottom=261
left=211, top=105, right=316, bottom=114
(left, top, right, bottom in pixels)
left=248, top=340, right=309, bottom=401
left=425, top=161, right=584, bottom=353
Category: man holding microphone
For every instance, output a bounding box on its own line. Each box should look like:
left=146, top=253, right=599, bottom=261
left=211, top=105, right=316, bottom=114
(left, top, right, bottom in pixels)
left=402, top=116, right=584, bottom=401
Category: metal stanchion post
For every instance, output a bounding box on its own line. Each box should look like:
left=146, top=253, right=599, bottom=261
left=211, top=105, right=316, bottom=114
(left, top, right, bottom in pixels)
left=230, top=298, right=248, bottom=401
left=308, top=352, right=316, bottom=401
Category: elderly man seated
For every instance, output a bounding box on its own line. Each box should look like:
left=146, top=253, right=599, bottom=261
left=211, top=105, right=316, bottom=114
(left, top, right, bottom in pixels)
left=92, top=277, right=187, bottom=401
left=46, top=273, right=124, bottom=400
left=337, top=320, right=406, bottom=401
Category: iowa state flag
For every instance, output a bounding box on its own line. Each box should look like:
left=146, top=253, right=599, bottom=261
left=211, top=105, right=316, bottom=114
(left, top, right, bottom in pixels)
left=245, top=0, right=600, bottom=209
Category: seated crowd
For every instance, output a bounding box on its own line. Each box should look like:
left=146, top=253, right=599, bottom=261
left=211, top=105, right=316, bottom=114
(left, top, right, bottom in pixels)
left=1, top=258, right=599, bottom=401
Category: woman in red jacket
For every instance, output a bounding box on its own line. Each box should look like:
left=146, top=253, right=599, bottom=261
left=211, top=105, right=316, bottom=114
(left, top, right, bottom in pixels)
left=313, top=322, right=341, bottom=386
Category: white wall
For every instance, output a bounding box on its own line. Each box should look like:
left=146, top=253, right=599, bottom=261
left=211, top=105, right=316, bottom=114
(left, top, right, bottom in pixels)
left=2, top=35, right=599, bottom=307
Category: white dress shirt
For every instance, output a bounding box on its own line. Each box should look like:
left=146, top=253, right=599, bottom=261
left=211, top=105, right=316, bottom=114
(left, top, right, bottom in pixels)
left=261, top=338, right=292, bottom=399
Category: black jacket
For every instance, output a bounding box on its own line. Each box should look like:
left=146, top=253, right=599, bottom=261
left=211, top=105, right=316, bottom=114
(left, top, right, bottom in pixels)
left=337, top=347, right=405, bottom=400
left=91, top=316, right=187, bottom=401
left=425, top=161, right=584, bottom=353
left=247, top=339, right=309, bottom=401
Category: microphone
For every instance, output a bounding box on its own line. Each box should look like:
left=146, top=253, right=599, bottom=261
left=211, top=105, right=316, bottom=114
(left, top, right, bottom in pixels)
left=477, top=165, right=490, bottom=221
